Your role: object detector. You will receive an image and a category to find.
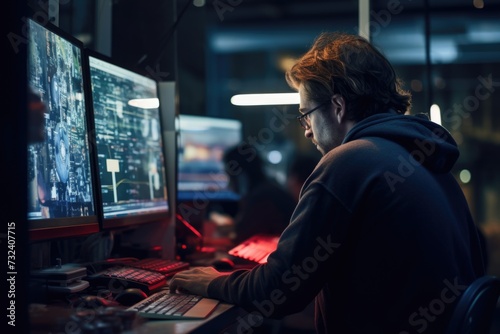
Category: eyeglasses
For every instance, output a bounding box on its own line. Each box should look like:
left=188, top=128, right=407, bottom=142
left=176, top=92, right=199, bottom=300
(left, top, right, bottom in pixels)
left=296, top=101, right=331, bottom=130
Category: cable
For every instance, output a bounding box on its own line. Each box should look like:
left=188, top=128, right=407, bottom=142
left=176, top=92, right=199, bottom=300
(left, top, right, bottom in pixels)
left=176, top=213, right=203, bottom=239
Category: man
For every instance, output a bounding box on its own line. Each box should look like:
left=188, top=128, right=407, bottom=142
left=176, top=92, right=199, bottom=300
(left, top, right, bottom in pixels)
left=222, top=143, right=296, bottom=245
left=170, top=32, right=486, bottom=333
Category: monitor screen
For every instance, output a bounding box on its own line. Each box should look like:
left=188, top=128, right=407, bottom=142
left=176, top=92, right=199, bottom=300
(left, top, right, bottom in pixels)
left=177, top=115, right=242, bottom=202
left=87, top=51, right=170, bottom=230
left=27, top=19, right=99, bottom=241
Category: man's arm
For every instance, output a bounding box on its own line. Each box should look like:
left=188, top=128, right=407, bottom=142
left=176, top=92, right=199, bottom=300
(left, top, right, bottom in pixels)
left=171, top=179, right=352, bottom=318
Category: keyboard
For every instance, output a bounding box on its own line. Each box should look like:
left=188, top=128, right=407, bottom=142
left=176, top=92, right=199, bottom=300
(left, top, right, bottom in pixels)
left=87, top=266, right=167, bottom=294
left=228, top=234, right=279, bottom=264
left=127, top=289, right=219, bottom=319
left=129, top=258, right=190, bottom=277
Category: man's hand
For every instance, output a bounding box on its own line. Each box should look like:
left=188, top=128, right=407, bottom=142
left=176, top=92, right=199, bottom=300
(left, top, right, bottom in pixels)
left=169, top=266, right=223, bottom=297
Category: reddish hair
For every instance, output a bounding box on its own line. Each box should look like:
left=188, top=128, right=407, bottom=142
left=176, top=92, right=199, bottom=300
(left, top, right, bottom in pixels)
left=286, top=32, right=411, bottom=121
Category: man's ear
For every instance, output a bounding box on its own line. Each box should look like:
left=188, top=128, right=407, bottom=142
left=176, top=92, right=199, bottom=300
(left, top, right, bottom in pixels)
left=331, top=94, right=347, bottom=123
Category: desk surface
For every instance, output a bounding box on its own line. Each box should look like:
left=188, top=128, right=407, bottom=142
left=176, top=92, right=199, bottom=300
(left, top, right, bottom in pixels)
left=139, top=302, right=243, bottom=334
left=30, top=301, right=244, bottom=334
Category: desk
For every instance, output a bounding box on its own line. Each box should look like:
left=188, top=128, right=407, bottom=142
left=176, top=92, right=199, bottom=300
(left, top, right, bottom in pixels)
left=140, top=303, right=247, bottom=334
left=30, top=301, right=246, bottom=334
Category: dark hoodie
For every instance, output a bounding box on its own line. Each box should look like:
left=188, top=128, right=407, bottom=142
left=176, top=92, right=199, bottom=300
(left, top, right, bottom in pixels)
left=208, top=113, right=486, bottom=334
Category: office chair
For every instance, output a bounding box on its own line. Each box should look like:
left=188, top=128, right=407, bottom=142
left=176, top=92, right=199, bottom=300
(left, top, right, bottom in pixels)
left=445, top=275, right=500, bottom=334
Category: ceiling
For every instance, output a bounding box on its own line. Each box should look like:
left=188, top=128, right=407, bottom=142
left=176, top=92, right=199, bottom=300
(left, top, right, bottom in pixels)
left=199, top=0, right=500, bottom=65
left=52, top=0, right=500, bottom=70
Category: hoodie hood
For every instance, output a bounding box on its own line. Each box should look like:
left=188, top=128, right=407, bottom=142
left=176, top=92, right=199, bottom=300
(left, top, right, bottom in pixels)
left=343, top=112, right=459, bottom=173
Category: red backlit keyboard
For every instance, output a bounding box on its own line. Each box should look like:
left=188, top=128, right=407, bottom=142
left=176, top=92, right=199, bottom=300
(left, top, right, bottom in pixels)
left=228, top=234, right=279, bottom=264
left=129, top=258, right=190, bottom=277
left=88, top=266, right=167, bottom=294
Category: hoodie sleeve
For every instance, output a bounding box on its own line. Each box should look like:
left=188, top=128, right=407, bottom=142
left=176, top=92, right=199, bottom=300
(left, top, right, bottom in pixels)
left=207, top=177, right=353, bottom=318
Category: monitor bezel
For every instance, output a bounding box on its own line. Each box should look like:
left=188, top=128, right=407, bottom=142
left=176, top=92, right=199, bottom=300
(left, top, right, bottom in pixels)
left=84, top=48, right=171, bottom=231
left=27, top=18, right=100, bottom=242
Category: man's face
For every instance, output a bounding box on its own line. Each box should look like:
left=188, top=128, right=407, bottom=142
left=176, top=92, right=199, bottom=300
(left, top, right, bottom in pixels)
left=298, top=85, right=346, bottom=156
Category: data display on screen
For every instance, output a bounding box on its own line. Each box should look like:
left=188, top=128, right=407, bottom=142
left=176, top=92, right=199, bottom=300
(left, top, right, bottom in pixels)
left=88, top=54, right=169, bottom=226
left=177, top=115, right=242, bottom=201
left=27, top=19, right=98, bottom=239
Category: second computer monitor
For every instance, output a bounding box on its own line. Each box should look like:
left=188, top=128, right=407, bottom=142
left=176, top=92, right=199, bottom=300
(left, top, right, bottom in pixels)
left=87, top=52, right=170, bottom=229
left=177, top=115, right=242, bottom=202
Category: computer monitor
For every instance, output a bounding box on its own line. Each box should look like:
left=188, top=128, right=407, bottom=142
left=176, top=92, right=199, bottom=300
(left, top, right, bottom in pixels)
left=86, top=50, right=170, bottom=230
left=177, top=115, right=242, bottom=202
left=27, top=19, right=99, bottom=241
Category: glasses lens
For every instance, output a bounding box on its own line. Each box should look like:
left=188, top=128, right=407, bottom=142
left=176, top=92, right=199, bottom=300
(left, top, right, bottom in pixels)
left=299, top=115, right=309, bottom=129
left=298, top=101, right=329, bottom=129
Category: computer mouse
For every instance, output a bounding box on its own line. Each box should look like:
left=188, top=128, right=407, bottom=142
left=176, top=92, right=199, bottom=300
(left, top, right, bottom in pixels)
left=114, top=288, right=148, bottom=306
left=212, top=257, right=235, bottom=271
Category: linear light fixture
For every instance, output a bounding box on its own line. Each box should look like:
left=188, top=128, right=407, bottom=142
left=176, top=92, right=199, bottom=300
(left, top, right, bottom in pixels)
left=128, top=98, right=160, bottom=109
left=231, top=93, right=299, bottom=106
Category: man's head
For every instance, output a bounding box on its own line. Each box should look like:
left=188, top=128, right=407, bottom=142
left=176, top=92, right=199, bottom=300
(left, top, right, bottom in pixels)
left=286, top=32, right=411, bottom=155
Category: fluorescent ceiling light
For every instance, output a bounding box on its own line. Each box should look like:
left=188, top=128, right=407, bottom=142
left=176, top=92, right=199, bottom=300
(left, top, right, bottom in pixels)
left=128, top=98, right=160, bottom=109
left=231, top=93, right=299, bottom=106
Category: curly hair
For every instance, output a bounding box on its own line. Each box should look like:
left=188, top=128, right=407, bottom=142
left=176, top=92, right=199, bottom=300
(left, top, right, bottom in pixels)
left=286, top=32, right=411, bottom=121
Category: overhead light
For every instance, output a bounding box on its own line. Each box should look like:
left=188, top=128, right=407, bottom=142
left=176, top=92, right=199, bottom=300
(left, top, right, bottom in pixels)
left=278, top=56, right=299, bottom=72
left=128, top=98, right=160, bottom=109
left=231, top=93, right=299, bottom=106
left=267, top=150, right=283, bottom=164
left=430, top=104, right=442, bottom=125
left=193, top=0, right=205, bottom=7
left=459, top=169, right=472, bottom=184
left=473, top=0, right=484, bottom=9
